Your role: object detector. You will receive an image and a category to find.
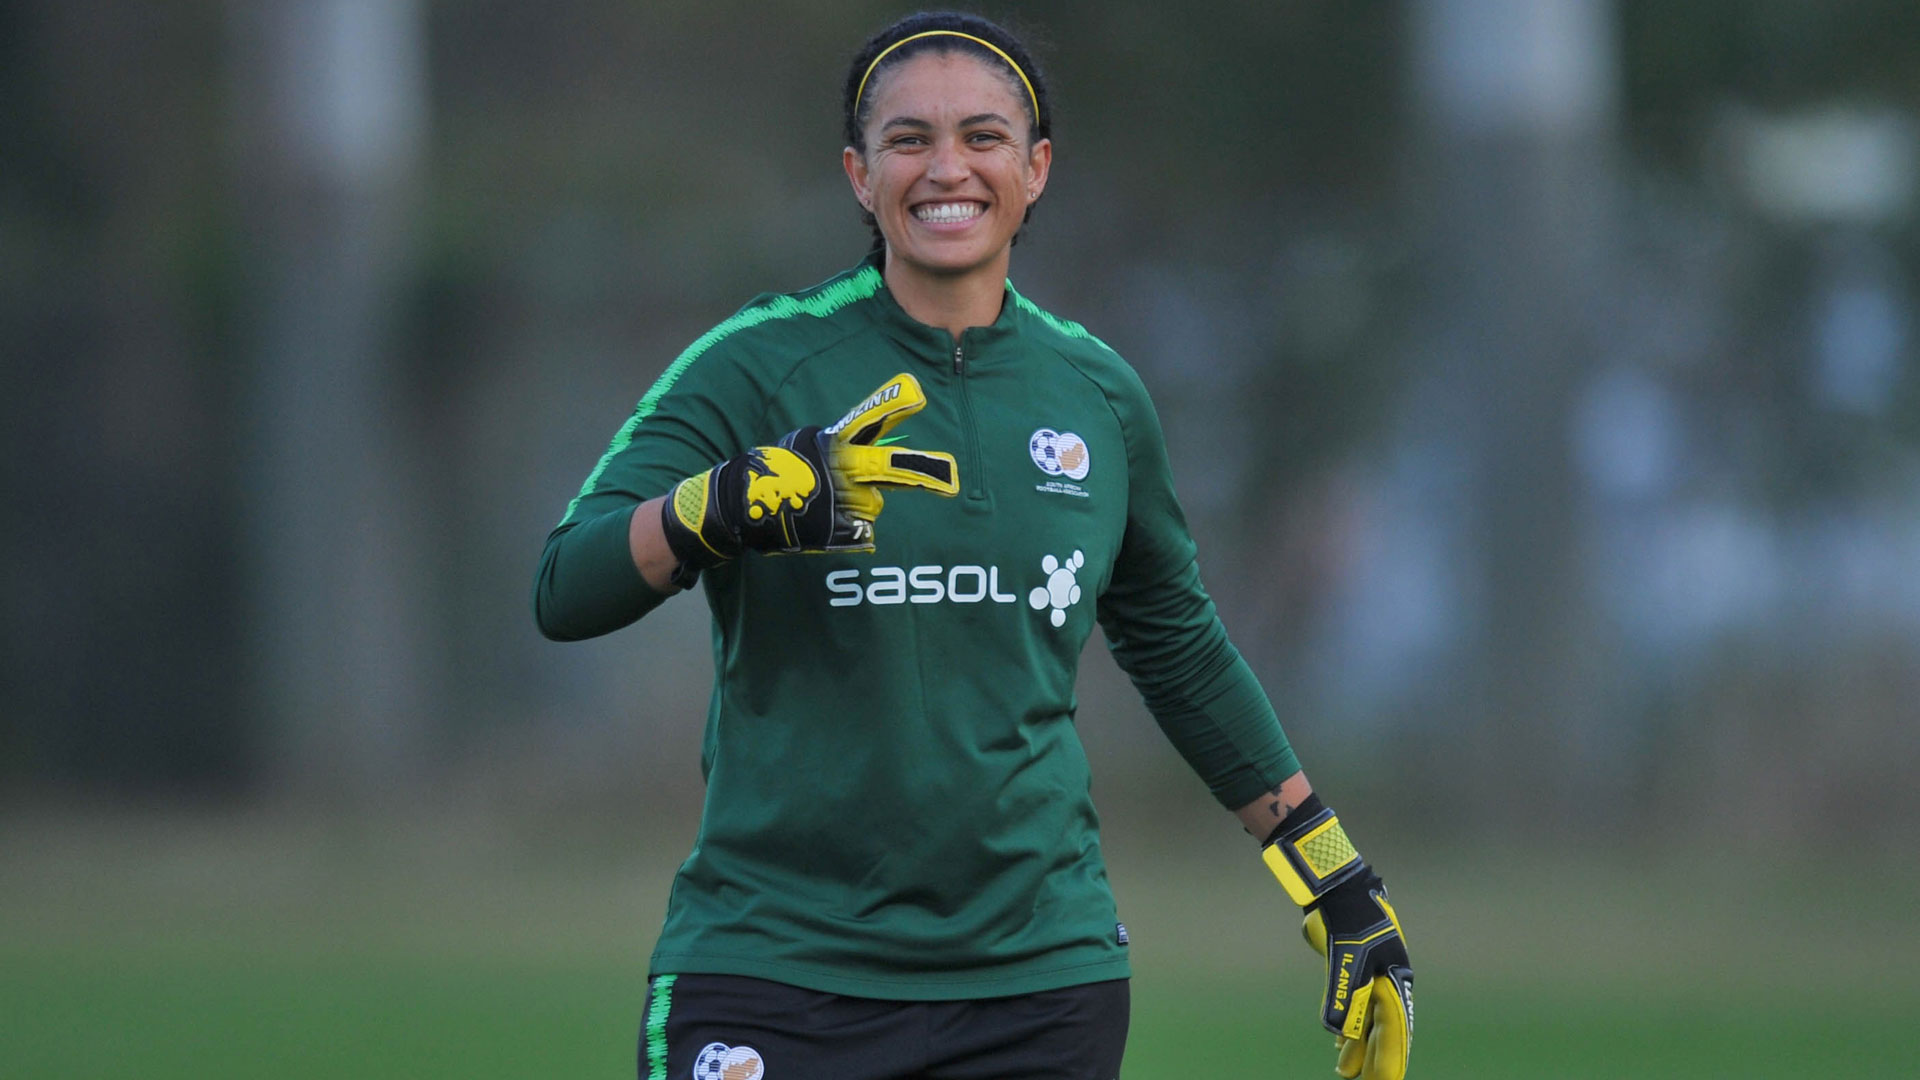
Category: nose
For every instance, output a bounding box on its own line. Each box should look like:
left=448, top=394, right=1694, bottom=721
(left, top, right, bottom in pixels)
left=926, top=135, right=969, bottom=185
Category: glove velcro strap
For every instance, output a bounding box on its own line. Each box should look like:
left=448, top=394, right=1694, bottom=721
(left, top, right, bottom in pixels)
left=1261, top=802, right=1365, bottom=908
left=660, top=468, right=739, bottom=578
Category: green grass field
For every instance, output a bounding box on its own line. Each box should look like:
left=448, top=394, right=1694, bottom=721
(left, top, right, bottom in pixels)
left=4, top=808, right=1915, bottom=1078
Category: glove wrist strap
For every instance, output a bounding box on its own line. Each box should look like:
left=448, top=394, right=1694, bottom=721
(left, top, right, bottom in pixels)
left=660, top=464, right=742, bottom=585
left=1260, top=794, right=1366, bottom=908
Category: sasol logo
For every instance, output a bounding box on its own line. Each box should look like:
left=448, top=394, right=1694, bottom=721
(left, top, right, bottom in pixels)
left=825, top=552, right=1085, bottom=628
left=1028, top=550, right=1084, bottom=627
left=826, top=564, right=1019, bottom=607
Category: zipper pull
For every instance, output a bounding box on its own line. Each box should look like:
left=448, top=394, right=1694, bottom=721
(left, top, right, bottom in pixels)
left=953, top=343, right=964, bottom=374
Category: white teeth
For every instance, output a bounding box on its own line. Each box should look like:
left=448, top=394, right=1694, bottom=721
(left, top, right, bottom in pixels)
left=914, top=202, right=982, bottom=223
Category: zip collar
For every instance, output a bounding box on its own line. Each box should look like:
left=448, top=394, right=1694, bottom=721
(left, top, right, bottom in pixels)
left=861, top=253, right=1025, bottom=363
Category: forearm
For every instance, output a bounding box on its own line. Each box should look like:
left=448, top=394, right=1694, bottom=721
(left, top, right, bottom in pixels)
left=533, top=502, right=674, bottom=640
left=627, top=494, right=680, bottom=592
left=1103, top=555, right=1302, bottom=807
left=1232, top=768, right=1313, bottom=841
left=1110, top=606, right=1303, bottom=809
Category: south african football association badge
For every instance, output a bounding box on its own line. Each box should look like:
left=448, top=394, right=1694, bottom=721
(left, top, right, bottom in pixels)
left=694, top=1041, right=765, bottom=1080
left=1030, top=428, right=1091, bottom=497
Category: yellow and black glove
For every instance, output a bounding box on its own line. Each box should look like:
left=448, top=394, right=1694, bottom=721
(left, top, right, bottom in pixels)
left=660, top=373, right=959, bottom=585
left=1264, top=795, right=1414, bottom=1079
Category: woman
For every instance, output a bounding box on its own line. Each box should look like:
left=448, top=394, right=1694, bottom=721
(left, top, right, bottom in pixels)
left=535, top=12, right=1412, bottom=1080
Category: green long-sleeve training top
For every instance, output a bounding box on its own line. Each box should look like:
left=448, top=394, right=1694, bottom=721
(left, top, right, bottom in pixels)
left=534, top=258, right=1300, bottom=999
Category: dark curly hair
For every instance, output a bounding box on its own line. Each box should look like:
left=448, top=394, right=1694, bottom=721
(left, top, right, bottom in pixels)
left=842, top=11, right=1053, bottom=257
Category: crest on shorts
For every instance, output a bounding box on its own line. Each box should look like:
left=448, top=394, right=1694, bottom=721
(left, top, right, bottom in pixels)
left=694, top=1042, right=765, bottom=1080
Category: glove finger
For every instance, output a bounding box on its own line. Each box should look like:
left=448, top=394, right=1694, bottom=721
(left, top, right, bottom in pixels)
left=1340, top=973, right=1374, bottom=1041
left=833, top=444, right=960, bottom=495
left=1335, top=1034, right=1365, bottom=1079
left=826, top=373, right=928, bottom=446
left=838, top=484, right=882, bottom=525
left=1360, top=972, right=1411, bottom=1080
left=1302, top=908, right=1330, bottom=958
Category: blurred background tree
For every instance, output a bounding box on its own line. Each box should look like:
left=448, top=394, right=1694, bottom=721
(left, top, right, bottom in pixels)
left=4, top=0, right=1917, bottom=844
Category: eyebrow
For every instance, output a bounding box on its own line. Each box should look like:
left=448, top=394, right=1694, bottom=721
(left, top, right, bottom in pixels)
left=878, top=112, right=1017, bottom=133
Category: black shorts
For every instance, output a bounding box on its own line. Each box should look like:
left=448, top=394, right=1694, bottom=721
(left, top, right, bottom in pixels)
left=637, top=973, right=1129, bottom=1080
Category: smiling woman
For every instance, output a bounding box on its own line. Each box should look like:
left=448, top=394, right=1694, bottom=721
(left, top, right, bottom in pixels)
left=531, top=10, right=1412, bottom=1080
left=839, top=19, right=1053, bottom=335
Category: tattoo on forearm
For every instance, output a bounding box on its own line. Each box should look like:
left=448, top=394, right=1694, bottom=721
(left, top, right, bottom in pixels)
left=1244, top=782, right=1301, bottom=838
left=1265, top=784, right=1296, bottom=822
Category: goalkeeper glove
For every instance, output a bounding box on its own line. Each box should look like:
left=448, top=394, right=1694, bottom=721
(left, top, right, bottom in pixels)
left=1263, top=795, right=1414, bottom=1080
left=659, top=372, right=959, bottom=585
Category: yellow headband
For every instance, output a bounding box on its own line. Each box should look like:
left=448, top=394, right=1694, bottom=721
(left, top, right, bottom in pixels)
left=853, top=30, right=1039, bottom=130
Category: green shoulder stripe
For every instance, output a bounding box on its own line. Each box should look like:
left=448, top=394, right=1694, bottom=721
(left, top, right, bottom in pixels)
left=1008, top=285, right=1120, bottom=355
left=561, top=265, right=883, bottom=522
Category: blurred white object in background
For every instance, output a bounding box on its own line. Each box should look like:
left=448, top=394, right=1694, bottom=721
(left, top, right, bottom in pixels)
left=1729, top=104, right=1916, bottom=226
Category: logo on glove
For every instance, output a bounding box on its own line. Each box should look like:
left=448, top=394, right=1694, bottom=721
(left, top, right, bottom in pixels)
left=742, top=447, right=818, bottom=522
left=826, top=382, right=904, bottom=436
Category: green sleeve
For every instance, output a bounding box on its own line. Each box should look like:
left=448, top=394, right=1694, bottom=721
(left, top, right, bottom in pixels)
left=532, top=331, right=773, bottom=641
left=1094, top=370, right=1300, bottom=809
